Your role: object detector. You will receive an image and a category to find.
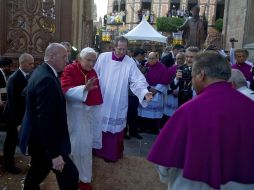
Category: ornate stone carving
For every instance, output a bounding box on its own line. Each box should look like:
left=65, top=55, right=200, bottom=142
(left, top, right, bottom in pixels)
left=6, top=0, right=55, bottom=55
left=83, top=20, right=93, bottom=47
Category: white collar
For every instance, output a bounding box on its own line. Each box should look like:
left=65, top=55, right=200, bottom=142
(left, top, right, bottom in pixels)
left=0, top=68, right=6, bottom=82
left=19, top=67, right=29, bottom=78
left=46, top=63, right=58, bottom=77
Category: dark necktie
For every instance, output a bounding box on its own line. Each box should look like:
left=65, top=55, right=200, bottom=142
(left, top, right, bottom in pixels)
left=25, top=74, right=30, bottom=80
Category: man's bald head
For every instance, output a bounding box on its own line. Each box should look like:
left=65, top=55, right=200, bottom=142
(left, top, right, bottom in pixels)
left=148, top=52, right=158, bottom=65
left=44, top=43, right=68, bottom=72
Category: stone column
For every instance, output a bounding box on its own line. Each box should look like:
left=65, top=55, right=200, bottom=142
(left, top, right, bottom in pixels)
left=152, top=0, right=160, bottom=18
left=72, top=0, right=94, bottom=50
left=222, top=0, right=249, bottom=50
left=151, top=0, right=169, bottom=17
left=55, top=0, right=73, bottom=42
left=127, top=0, right=141, bottom=28
left=180, top=0, right=188, bottom=11
left=108, top=0, right=114, bottom=14
left=243, top=0, right=254, bottom=45
left=126, top=0, right=139, bottom=24
left=72, top=0, right=83, bottom=49
left=82, top=0, right=94, bottom=48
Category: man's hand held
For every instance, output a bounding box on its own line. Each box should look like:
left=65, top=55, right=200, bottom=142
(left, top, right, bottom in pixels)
left=52, top=155, right=65, bottom=172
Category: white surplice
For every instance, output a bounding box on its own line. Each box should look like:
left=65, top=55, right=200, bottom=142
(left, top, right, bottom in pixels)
left=237, top=86, right=254, bottom=101
left=157, top=166, right=254, bottom=190
left=94, top=52, right=149, bottom=133
left=164, top=85, right=178, bottom=117
left=65, top=85, right=102, bottom=182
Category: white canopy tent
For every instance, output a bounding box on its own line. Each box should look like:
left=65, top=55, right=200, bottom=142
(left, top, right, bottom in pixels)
left=123, top=18, right=167, bottom=43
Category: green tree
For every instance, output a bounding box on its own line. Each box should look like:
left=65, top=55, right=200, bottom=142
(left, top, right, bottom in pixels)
left=215, top=18, right=223, bottom=32
left=156, top=17, right=185, bottom=33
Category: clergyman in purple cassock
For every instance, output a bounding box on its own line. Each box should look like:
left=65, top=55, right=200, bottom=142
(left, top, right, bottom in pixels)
left=231, top=49, right=253, bottom=83
left=147, top=51, right=254, bottom=190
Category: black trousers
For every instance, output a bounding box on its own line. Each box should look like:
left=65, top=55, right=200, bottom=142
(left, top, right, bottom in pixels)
left=3, top=124, right=18, bottom=168
left=138, top=117, right=160, bottom=134
left=23, top=142, right=79, bottom=190
left=160, top=114, right=170, bottom=129
left=126, top=95, right=140, bottom=135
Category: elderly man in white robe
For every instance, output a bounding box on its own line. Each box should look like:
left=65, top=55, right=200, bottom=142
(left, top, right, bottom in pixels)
left=93, top=36, right=153, bottom=162
left=61, top=47, right=103, bottom=190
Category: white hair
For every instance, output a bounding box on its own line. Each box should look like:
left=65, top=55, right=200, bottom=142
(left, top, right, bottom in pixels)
left=79, top=47, right=97, bottom=59
left=228, top=69, right=247, bottom=89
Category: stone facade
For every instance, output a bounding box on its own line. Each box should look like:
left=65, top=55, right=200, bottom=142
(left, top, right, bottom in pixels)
left=223, top=0, right=254, bottom=50
left=72, top=0, right=94, bottom=50
left=107, top=0, right=224, bottom=26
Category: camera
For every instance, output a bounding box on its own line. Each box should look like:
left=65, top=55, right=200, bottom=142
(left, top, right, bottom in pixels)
left=229, top=38, right=238, bottom=43
left=177, top=64, right=193, bottom=103
left=178, top=65, right=192, bottom=81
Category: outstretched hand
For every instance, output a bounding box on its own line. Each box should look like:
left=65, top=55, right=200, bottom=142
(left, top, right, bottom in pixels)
left=84, top=77, right=98, bottom=91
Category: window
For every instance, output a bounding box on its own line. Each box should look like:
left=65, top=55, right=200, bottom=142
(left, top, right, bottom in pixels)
left=170, top=0, right=180, bottom=11
left=216, top=0, right=225, bottom=20
left=113, top=0, right=118, bottom=12
left=141, top=0, right=152, bottom=10
left=120, top=0, right=126, bottom=11
left=188, top=0, right=198, bottom=11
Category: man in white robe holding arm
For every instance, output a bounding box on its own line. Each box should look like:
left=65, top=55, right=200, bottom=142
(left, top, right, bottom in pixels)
left=93, top=36, right=153, bottom=162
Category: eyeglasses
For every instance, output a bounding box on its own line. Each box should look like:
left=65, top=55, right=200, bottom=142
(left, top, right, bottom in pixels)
left=148, top=57, right=156, bottom=60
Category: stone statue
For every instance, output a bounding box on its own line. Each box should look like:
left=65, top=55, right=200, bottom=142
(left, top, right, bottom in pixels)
left=178, top=5, right=207, bottom=49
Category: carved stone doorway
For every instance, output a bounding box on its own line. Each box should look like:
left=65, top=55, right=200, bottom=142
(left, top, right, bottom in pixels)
left=0, top=0, right=72, bottom=67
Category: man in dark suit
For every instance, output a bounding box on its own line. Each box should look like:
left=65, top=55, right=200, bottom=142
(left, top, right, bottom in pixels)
left=0, top=57, right=11, bottom=124
left=21, top=43, right=79, bottom=190
left=0, top=57, right=11, bottom=89
left=3, top=53, right=34, bottom=174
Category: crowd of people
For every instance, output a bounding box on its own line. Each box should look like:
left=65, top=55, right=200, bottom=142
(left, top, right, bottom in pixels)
left=0, top=31, right=254, bottom=190
left=137, top=9, right=155, bottom=23
left=103, top=11, right=127, bottom=25
left=167, top=5, right=191, bottom=18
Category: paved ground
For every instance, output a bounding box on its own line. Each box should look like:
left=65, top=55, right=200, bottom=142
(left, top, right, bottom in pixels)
left=0, top=131, right=161, bottom=190
left=124, top=133, right=157, bottom=157
left=1, top=131, right=157, bottom=158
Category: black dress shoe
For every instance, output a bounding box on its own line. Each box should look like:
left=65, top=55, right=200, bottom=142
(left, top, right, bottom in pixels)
left=104, top=158, right=115, bottom=163
left=4, top=166, right=21, bottom=174
left=130, top=133, right=143, bottom=139
left=124, top=134, right=131, bottom=140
